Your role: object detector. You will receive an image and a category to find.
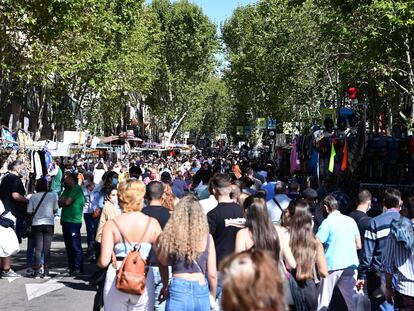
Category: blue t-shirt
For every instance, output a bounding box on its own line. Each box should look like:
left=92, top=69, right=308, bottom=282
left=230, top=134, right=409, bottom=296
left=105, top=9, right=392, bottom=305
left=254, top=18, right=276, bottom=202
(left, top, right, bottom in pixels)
left=261, top=181, right=277, bottom=201
left=317, top=210, right=360, bottom=271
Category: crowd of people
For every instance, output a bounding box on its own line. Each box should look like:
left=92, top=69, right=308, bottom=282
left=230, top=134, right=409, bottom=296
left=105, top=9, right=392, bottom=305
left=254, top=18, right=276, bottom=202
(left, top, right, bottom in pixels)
left=0, top=151, right=413, bottom=311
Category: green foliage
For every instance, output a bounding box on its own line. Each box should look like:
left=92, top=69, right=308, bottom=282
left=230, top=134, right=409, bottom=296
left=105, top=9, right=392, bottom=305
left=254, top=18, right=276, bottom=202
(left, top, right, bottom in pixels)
left=0, top=0, right=159, bottom=134
left=146, top=0, right=220, bottom=129
left=181, top=76, right=234, bottom=138
left=222, top=0, right=414, bottom=131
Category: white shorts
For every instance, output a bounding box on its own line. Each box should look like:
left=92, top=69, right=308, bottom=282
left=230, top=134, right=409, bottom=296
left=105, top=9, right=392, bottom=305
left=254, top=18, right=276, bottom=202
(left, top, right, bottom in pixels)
left=104, top=261, right=155, bottom=311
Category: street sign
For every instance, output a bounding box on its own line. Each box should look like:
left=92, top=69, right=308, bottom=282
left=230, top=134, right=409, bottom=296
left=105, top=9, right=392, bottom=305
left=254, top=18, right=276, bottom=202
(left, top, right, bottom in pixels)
left=183, top=132, right=190, bottom=139
left=321, top=108, right=336, bottom=122
left=257, top=118, right=266, bottom=129
left=340, top=108, right=355, bottom=116
left=267, top=118, right=276, bottom=129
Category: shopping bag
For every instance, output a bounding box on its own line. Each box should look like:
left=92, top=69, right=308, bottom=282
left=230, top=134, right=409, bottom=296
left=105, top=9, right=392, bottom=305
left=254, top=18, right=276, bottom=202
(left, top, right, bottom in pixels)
left=353, top=289, right=371, bottom=311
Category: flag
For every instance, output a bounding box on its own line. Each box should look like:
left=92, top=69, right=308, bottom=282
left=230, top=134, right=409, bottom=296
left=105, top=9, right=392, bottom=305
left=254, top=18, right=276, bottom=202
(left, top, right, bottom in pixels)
left=328, top=142, right=336, bottom=173
left=341, top=140, right=348, bottom=171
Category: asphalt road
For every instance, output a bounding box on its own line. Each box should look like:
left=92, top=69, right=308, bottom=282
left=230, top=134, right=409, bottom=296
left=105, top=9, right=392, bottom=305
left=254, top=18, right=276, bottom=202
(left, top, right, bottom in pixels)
left=0, top=220, right=97, bottom=311
left=0, top=220, right=348, bottom=311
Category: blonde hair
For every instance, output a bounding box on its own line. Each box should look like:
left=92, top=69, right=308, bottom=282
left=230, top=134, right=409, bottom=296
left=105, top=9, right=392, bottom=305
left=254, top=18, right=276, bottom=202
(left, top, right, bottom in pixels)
left=158, top=195, right=208, bottom=262
left=160, top=183, right=176, bottom=211
left=117, top=179, right=145, bottom=213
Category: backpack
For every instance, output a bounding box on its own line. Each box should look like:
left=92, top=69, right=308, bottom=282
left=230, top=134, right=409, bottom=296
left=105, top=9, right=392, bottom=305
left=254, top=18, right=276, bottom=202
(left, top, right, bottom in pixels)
left=111, top=217, right=151, bottom=295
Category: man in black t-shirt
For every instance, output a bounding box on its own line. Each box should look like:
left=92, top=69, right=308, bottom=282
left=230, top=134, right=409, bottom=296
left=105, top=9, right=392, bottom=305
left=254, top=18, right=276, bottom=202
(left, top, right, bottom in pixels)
left=207, top=173, right=245, bottom=303
left=0, top=160, right=28, bottom=219
left=142, top=181, right=170, bottom=310
left=0, top=160, right=28, bottom=278
left=348, top=190, right=372, bottom=260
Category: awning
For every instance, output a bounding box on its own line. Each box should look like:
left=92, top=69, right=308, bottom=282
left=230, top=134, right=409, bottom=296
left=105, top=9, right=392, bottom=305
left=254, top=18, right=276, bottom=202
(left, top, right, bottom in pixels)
left=99, top=136, right=120, bottom=144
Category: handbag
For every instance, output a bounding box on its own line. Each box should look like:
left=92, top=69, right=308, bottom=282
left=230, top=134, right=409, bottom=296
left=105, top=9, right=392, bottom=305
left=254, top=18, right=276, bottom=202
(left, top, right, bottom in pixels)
left=353, top=289, right=371, bottom=311
left=91, top=207, right=102, bottom=219
left=0, top=211, right=15, bottom=228
left=23, top=192, right=48, bottom=238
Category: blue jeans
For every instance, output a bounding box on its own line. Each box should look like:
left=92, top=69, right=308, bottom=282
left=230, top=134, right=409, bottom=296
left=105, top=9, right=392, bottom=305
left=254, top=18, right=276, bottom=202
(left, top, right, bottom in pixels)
left=83, top=213, right=98, bottom=248
left=370, top=273, right=395, bottom=311
left=52, top=190, right=62, bottom=216
left=371, top=298, right=395, bottom=311
left=216, top=272, right=223, bottom=311
left=151, top=266, right=172, bottom=311
left=26, top=237, right=44, bottom=267
left=61, top=222, right=83, bottom=272
left=166, top=277, right=210, bottom=311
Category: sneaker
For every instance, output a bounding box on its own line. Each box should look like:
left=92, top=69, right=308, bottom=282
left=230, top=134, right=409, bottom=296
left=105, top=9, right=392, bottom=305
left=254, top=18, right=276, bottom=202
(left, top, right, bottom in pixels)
left=2, top=269, right=21, bottom=278
left=70, top=269, right=82, bottom=277
left=39, top=265, right=44, bottom=275
left=30, top=270, right=41, bottom=279
left=42, top=269, right=51, bottom=279
left=88, top=255, right=97, bottom=263
left=25, top=268, right=34, bottom=276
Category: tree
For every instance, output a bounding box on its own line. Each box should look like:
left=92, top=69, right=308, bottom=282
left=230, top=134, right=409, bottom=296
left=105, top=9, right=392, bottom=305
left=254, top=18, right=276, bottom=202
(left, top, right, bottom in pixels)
left=180, top=76, right=234, bottom=140
left=146, top=0, right=219, bottom=142
left=0, top=0, right=160, bottom=137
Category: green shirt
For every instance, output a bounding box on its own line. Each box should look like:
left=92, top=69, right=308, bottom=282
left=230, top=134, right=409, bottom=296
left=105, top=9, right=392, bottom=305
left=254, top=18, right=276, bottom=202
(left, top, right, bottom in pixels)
left=61, top=185, right=85, bottom=223
left=51, top=168, right=63, bottom=193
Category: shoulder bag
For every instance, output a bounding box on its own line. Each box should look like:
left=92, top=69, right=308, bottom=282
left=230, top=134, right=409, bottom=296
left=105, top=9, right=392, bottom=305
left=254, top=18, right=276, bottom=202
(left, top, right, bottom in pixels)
left=23, top=192, right=48, bottom=238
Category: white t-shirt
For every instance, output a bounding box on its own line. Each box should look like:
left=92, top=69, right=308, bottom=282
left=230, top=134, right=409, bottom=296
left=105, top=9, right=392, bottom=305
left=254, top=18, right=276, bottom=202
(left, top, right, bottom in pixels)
left=199, top=195, right=218, bottom=215
left=94, top=169, right=106, bottom=185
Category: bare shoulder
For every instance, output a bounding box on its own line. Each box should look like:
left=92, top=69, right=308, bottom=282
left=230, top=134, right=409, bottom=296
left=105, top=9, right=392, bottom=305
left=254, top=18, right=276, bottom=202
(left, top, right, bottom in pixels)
left=237, top=227, right=249, bottom=239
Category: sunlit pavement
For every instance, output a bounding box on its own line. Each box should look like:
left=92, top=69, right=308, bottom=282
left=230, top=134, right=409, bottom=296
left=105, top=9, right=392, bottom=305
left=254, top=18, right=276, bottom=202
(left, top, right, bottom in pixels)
left=0, top=220, right=96, bottom=311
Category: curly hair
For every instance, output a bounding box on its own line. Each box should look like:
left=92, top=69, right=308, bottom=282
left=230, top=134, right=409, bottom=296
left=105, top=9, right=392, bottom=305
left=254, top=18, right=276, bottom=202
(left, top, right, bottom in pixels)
left=160, top=183, right=176, bottom=211
left=117, top=179, right=145, bottom=213
left=158, top=195, right=208, bottom=262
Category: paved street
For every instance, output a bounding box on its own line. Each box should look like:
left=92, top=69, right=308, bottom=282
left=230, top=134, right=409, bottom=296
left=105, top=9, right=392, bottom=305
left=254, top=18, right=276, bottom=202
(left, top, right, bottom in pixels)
left=0, top=221, right=97, bottom=311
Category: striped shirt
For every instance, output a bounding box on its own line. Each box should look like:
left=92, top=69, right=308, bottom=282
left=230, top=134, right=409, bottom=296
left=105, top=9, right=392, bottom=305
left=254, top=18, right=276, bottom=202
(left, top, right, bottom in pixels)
left=358, top=209, right=400, bottom=279
left=382, top=232, right=414, bottom=296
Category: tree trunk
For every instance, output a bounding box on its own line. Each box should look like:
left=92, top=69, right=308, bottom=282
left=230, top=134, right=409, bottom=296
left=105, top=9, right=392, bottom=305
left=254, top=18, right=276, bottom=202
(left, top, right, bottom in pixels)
left=35, top=86, right=46, bottom=141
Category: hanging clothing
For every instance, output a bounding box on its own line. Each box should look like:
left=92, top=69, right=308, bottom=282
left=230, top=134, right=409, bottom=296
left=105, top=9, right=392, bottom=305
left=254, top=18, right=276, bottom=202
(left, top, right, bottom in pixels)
left=290, top=144, right=301, bottom=175
left=341, top=140, right=348, bottom=172
left=34, top=152, right=43, bottom=180
left=38, top=151, right=48, bottom=177
left=328, top=142, right=336, bottom=173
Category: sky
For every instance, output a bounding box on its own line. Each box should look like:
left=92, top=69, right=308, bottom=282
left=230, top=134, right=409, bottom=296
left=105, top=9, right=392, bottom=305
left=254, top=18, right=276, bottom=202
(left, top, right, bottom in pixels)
left=185, top=0, right=257, bottom=25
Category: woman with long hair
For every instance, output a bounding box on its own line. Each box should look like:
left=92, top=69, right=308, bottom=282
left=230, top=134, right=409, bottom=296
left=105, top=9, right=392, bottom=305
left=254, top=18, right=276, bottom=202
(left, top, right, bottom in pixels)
left=160, top=180, right=179, bottom=211
left=236, top=194, right=296, bottom=309
left=235, top=196, right=280, bottom=258
left=288, top=199, right=328, bottom=311
left=236, top=195, right=296, bottom=269
left=98, top=179, right=167, bottom=311
left=156, top=195, right=217, bottom=311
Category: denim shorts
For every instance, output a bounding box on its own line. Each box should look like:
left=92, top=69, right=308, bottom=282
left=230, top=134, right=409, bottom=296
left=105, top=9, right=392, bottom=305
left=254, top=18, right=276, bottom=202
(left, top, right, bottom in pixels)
left=166, top=277, right=210, bottom=311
